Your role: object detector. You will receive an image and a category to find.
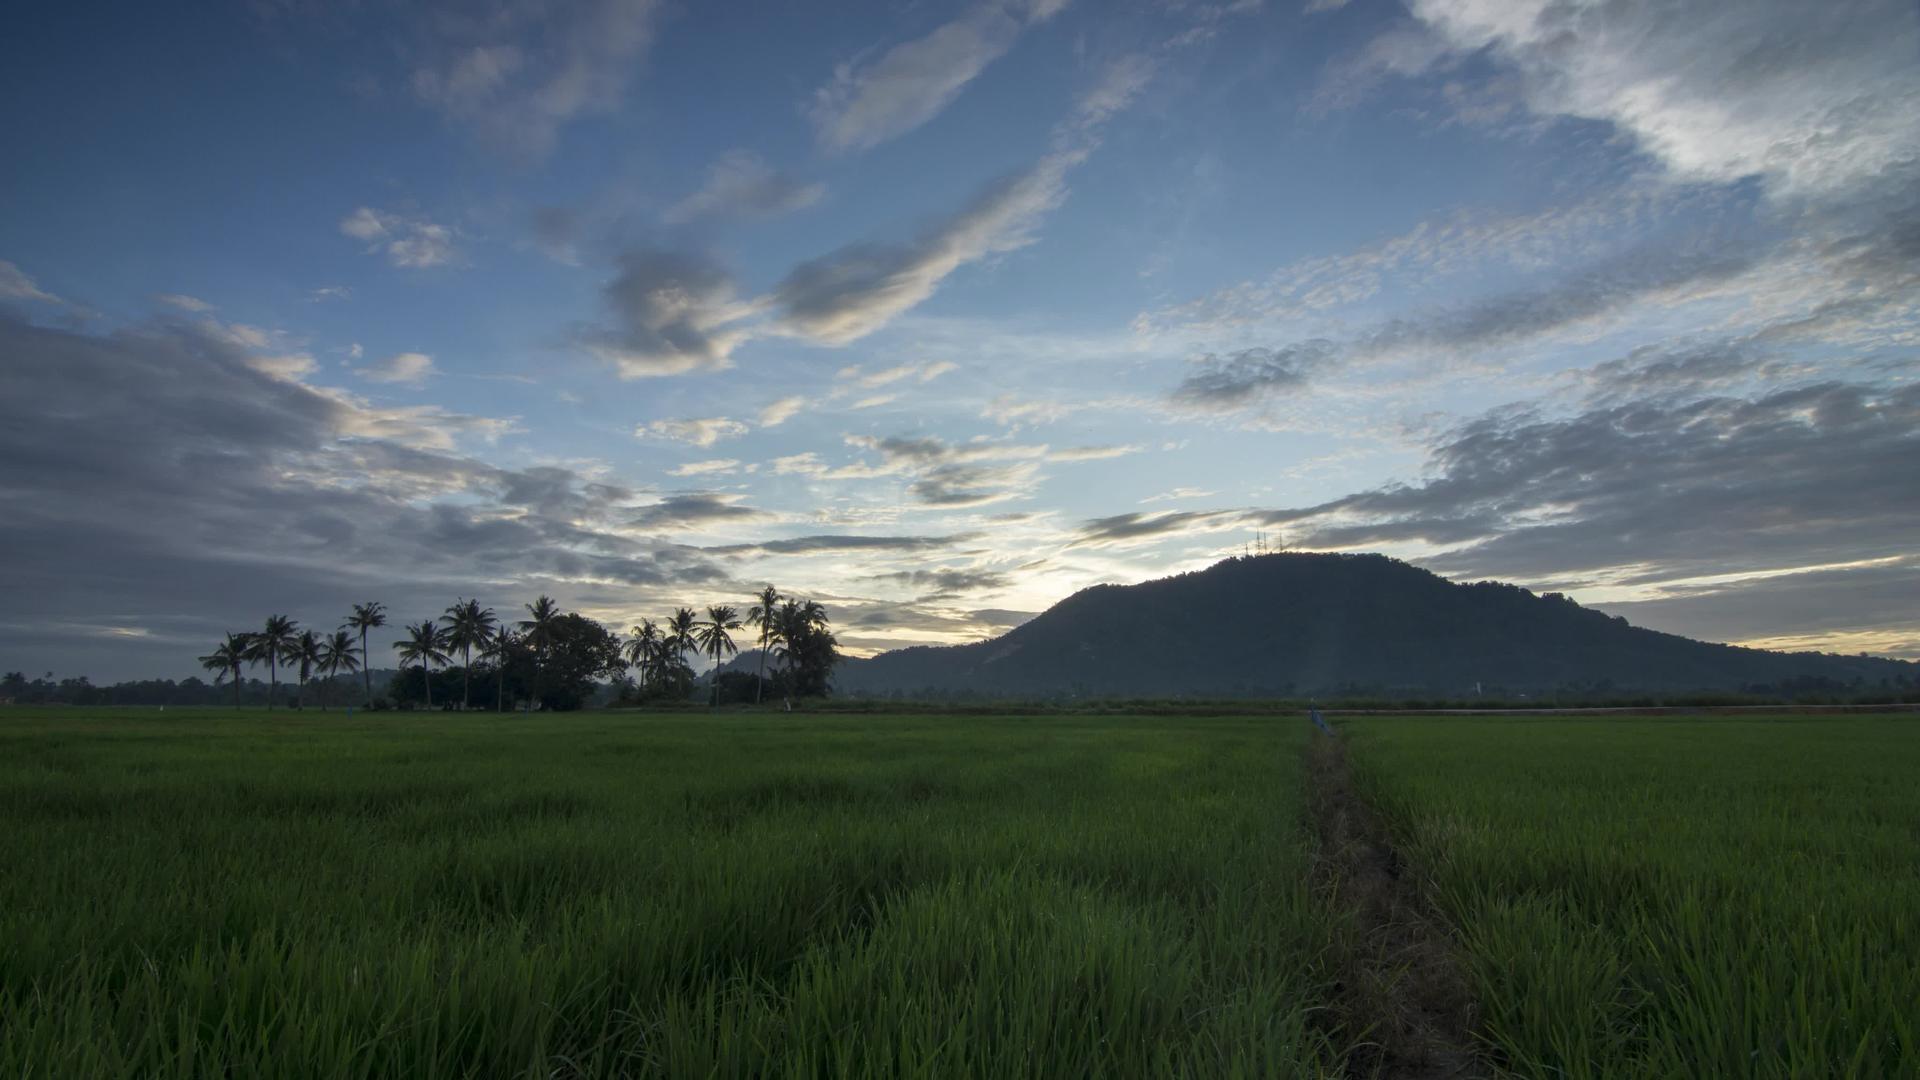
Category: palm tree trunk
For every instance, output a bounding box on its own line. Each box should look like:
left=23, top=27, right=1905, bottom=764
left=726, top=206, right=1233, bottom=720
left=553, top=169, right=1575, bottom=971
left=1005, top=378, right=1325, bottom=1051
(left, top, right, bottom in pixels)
left=233, top=669, right=241, bottom=709
left=497, top=664, right=504, bottom=712
left=361, top=629, right=372, bottom=707
left=423, top=663, right=432, bottom=709
left=755, top=628, right=767, bottom=704
left=268, top=657, right=276, bottom=711
left=463, top=645, right=471, bottom=710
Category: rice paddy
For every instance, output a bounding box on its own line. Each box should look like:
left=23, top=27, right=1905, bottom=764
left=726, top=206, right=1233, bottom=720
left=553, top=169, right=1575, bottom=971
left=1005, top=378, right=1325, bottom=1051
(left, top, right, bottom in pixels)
left=1, top=707, right=1914, bottom=1077
left=0, top=708, right=1342, bottom=1078
left=1342, top=715, right=1920, bottom=1079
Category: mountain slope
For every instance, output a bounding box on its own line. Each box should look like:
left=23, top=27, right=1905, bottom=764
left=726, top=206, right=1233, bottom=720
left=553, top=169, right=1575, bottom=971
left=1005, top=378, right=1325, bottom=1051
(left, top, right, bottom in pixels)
left=836, top=553, right=1916, bottom=697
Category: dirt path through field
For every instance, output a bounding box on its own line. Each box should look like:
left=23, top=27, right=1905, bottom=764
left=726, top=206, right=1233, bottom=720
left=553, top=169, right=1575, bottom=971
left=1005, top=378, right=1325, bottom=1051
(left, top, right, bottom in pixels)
left=1307, top=731, right=1485, bottom=1080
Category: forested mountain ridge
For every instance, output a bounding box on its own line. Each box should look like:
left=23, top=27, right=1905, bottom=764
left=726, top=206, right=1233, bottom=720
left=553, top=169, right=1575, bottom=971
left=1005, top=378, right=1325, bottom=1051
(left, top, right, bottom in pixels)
left=835, top=553, right=1917, bottom=698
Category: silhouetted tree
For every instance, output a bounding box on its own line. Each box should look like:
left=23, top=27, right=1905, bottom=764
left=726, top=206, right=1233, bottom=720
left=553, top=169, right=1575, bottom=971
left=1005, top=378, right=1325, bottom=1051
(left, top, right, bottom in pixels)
left=393, top=621, right=450, bottom=709
left=769, top=598, right=840, bottom=703
left=244, top=615, right=299, bottom=710
left=344, top=602, right=386, bottom=707
left=519, top=595, right=562, bottom=707
left=442, top=598, right=497, bottom=710
left=292, top=628, right=322, bottom=708
left=747, top=584, right=779, bottom=704
left=477, top=625, right=518, bottom=711
left=199, top=633, right=250, bottom=709
left=696, top=604, right=742, bottom=706
left=317, top=629, right=360, bottom=710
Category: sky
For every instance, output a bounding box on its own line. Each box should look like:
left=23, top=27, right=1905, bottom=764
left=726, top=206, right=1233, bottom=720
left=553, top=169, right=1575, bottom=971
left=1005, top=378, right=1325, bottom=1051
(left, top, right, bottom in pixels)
left=2, top=0, right=1917, bottom=681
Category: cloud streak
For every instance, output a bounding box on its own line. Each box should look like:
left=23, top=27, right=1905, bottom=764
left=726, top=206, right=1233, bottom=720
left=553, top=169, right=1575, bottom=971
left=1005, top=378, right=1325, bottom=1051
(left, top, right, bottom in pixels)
left=808, top=0, right=1069, bottom=153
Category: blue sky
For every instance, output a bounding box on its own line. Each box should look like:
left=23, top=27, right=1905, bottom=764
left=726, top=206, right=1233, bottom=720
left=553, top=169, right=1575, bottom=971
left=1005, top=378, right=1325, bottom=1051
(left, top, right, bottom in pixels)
left=3, top=0, right=1917, bottom=679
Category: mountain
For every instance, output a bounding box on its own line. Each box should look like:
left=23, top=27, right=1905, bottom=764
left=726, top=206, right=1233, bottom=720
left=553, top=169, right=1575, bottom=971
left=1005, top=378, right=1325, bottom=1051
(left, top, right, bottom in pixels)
left=833, top=553, right=1916, bottom=699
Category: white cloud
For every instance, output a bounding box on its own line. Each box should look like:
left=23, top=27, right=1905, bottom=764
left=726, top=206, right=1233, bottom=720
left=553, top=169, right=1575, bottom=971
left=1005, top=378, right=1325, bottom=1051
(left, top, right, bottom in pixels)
left=667, top=458, right=741, bottom=477
left=808, top=0, right=1068, bottom=154
left=850, top=393, right=898, bottom=410
left=1142, top=486, right=1217, bottom=503
left=339, top=207, right=460, bottom=269
left=758, top=395, right=808, bottom=426
left=838, top=359, right=960, bottom=389
left=360, top=352, right=438, bottom=386
left=776, top=54, right=1152, bottom=346
left=308, top=285, right=352, bottom=302
left=0, top=261, right=58, bottom=305
left=639, top=416, right=749, bottom=447
left=662, top=150, right=824, bottom=225
left=157, top=294, right=214, bottom=312
left=1392, top=0, right=1920, bottom=200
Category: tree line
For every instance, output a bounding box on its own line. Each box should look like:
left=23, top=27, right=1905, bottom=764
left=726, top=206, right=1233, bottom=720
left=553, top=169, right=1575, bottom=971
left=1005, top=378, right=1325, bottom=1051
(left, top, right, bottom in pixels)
left=177, top=588, right=839, bottom=712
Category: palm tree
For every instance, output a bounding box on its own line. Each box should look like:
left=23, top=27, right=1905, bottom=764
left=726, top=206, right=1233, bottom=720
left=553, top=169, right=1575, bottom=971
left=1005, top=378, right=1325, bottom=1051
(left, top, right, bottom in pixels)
left=244, top=615, right=299, bottom=710
left=316, top=630, right=361, bottom=711
left=393, top=621, right=450, bottom=709
left=441, top=598, right=497, bottom=710
left=292, top=629, right=322, bottom=709
left=667, top=607, right=698, bottom=674
left=625, top=621, right=661, bottom=692
left=519, top=595, right=562, bottom=708
left=768, top=599, right=834, bottom=704
left=695, top=605, right=743, bottom=705
left=477, top=626, right=517, bottom=711
left=199, top=633, right=250, bottom=709
left=344, top=602, right=386, bottom=707
left=746, top=584, right=780, bottom=704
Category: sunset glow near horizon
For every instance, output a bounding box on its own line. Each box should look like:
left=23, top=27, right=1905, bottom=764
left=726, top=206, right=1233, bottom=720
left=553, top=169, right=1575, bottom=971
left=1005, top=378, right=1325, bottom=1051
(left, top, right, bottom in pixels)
left=2, top=0, right=1916, bottom=679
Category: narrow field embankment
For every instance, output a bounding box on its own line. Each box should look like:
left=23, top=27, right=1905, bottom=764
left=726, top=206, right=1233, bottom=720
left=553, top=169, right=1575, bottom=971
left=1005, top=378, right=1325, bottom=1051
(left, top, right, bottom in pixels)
left=1308, top=732, right=1484, bottom=1080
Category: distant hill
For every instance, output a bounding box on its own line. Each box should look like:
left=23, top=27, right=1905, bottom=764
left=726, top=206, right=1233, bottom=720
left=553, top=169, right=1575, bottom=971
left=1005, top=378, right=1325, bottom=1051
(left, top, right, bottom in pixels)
left=834, top=553, right=1917, bottom=699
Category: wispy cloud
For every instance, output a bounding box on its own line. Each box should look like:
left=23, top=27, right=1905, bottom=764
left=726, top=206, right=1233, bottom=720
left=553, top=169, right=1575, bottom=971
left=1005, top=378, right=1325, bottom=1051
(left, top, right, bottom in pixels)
left=663, top=150, right=824, bottom=225
left=667, top=458, right=742, bottom=477
left=776, top=54, right=1154, bottom=345
left=1339, top=0, right=1920, bottom=200
left=359, top=351, right=438, bottom=386
left=808, top=0, right=1069, bottom=154
left=639, top=416, right=748, bottom=447
left=408, top=0, right=661, bottom=159
left=340, top=207, right=460, bottom=269
left=0, top=260, right=59, bottom=305
left=757, top=395, right=808, bottom=427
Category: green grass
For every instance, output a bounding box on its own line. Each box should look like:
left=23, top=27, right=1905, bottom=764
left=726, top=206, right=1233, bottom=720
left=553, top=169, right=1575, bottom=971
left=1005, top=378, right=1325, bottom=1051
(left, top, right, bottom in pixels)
left=0, top=708, right=1342, bottom=1078
left=1341, top=715, right=1920, bottom=1079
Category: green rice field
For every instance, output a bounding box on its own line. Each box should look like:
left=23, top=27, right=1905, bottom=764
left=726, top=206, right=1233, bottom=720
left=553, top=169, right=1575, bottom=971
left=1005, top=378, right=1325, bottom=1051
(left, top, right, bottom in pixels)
left=0, top=709, right=1341, bottom=1078
left=1343, top=715, right=1920, bottom=1079
left=1, top=707, right=1915, bottom=1077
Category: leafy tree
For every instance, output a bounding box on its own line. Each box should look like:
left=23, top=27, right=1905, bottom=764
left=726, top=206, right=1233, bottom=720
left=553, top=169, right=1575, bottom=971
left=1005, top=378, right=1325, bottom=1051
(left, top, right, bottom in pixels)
left=525, top=612, right=626, bottom=711
left=696, top=605, right=743, bottom=705
left=291, top=629, right=322, bottom=708
left=769, top=599, right=840, bottom=703
left=199, top=633, right=251, bottom=709
left=393, top=621, right=450, bottom=709
left=441, top=598, right=497, bottom=710
left=746, top=584, right=780, bottom=704
left=344, top=602, right=386, bottom=707
left=316, top=629, right=360, bottom=710
left=244, top=616, right=299, bottom=710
